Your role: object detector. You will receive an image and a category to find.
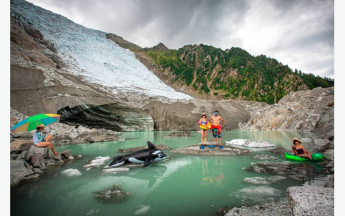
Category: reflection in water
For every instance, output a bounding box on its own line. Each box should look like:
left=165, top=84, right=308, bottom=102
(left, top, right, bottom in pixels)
left=201, top=158, right=224, bottom=187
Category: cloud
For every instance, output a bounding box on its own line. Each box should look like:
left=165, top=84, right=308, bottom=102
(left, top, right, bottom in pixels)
left=27, top=0, right=334, bottom=78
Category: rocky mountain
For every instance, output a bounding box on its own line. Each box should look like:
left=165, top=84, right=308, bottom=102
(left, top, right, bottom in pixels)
left=107, top=37, right=333, bottom=104
left=10, top=0, right=270, bottom=132
left=10, top=0, right=334, bottom=135
left=240, top=87, right=334, bottom=139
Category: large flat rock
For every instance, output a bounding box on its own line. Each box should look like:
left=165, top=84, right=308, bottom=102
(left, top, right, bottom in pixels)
left=170, top=144, right=251, bottom=156
left=118, top=144, right=170, bottom=153
left=287, top=186, right=334, bottom=216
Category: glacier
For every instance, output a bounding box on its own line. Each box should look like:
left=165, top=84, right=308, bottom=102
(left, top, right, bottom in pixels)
left=11, top=0, right=192, bottom=100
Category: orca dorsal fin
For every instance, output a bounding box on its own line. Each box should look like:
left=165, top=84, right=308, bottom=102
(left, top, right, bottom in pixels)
left=147, top=141, right=156, bottom=150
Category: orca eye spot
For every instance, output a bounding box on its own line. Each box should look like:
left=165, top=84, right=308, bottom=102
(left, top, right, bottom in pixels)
left=158, top=153, right=162, bottom=157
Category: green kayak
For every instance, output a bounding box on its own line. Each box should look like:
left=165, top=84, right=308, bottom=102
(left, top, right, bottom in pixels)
left=285, top=152, right=324, bottom=161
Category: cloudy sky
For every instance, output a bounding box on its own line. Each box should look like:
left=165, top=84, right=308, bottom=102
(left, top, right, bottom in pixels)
left=28, top=0, right=334, bottom=78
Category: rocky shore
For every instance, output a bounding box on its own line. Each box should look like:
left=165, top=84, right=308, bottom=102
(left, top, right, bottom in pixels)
left=10, top=146, right=76, bottom=186
left=224, top=186, right=334, bottom=216
left=239, top=87, right=334, bottom=139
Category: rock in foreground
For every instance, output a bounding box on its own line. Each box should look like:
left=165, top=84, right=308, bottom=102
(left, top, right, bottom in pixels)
left=225, top=201, right=292, bottom=216
left=118, top=144, right=170, bottom=153
left=287, top=186, right=334, bottom=216
left=226, top=139, right=276, bottom=148
left=170, top=144, right=251, bottom=156
left=94, top=184, right=133, bottom=203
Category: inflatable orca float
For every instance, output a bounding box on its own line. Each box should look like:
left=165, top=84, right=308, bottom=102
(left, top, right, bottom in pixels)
left=109, top=141, right=167, bottom=168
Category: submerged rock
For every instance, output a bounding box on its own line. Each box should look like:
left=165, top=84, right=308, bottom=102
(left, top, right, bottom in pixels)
left=287, top=186, right=334, bottom=216
left=119, top=144, right=170, bottom=153
left=225, top=201, right=292, bottom=216
left=226, top=139, right=276, bottom=148
left=94, top=184, right=133, bottom=203
left=170, top=144, right=251, bottom=156
left=102, top=167, right=130, bottom=175
left=134, top=205, right=151, bottom=215
left=231, top=186, right=282, bottom=204
left=243, top=176, right=287, bottom=185
left=253, top=155, right=279, bottom=160
left=164, top=130, right=190, bottom=138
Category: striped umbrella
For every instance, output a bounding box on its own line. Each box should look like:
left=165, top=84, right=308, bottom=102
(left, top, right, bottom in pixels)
left=10, top=114, right=60, bottom=134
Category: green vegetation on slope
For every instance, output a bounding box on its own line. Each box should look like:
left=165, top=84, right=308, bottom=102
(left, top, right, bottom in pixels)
left=107, top=34, right=333, bottom=104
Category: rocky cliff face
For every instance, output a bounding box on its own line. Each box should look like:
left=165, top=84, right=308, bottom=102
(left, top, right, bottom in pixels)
left=240, top=87, right=334, bottom=137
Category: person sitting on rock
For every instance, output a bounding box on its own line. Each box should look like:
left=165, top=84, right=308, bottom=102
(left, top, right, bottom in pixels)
left=292, top=137, right=312, bottom=160
left=33, top=124, right=59, bottom=155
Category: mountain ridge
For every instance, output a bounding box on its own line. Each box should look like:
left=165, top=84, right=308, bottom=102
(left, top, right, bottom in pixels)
left=107, top=34, right=333, bottom=104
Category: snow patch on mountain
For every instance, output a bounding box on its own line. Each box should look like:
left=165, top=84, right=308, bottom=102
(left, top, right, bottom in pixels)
left=11, top=0, right=192, bottom=100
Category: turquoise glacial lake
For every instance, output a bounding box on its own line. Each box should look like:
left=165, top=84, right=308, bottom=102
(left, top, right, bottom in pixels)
left=11, top=130, right=327, bottom=216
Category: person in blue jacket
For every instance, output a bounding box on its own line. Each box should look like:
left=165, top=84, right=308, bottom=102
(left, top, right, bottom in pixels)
left=33, top=124, right=59, bottom=155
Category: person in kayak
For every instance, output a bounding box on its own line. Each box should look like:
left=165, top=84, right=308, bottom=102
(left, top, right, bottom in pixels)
left=198, top=113, right=209, bottom=149
left=291, top=137, right=312, bottom=160
left=33, top=124, right=59, bottom=155
left=208, top=110, right=225, bottom=149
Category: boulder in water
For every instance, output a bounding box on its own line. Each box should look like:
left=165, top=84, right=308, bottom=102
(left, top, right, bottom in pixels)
left=102, top=167, right=130, bottom=174
left=94, top=183, right=133, bottom=203
left=61, top=168, right=82, bottom=177
left=230, top=186, right=282, bottom=204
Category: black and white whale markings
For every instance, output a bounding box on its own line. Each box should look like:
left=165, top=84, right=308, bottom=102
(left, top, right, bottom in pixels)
left=109, top=141, right=168, bottom=168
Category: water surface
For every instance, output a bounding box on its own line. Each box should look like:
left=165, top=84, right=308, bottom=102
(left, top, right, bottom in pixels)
left=11, top=130, right=326, bottom=216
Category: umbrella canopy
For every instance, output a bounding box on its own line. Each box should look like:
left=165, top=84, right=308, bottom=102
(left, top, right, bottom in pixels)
left=11, top=114, right=60, bottom=134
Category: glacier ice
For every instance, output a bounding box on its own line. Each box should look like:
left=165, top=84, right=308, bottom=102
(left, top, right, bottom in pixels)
left=11, top=0, right=193, bottom=100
